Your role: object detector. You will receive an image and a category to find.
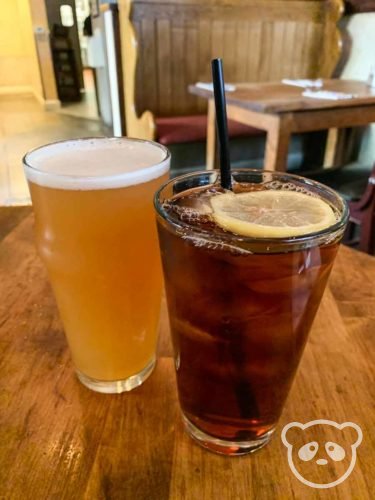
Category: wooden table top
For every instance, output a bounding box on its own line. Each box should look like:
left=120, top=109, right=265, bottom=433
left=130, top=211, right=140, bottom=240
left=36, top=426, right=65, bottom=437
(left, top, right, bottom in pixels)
left=1, top=207, right=374, bottom=499
left=189, top=79, right=375, bottom=114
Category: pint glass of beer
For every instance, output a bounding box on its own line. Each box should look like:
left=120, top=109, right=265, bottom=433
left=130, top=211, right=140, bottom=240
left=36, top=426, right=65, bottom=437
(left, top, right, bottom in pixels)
left=24, top=137, right=170, bottom=393
left=155, top=170, right=348, bottom=455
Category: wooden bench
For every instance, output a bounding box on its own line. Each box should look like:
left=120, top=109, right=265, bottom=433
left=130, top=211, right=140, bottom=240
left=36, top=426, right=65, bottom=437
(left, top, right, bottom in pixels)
left=118, top=0, right=344, bottom=169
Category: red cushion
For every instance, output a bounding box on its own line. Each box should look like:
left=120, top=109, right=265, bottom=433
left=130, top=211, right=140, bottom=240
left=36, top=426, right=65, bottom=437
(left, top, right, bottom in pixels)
left=156, top=114, right=264, bottom=146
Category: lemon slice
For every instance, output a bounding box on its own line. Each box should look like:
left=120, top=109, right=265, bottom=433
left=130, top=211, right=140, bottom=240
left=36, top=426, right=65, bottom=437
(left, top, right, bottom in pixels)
left=210, top=190, right=337, bottom=238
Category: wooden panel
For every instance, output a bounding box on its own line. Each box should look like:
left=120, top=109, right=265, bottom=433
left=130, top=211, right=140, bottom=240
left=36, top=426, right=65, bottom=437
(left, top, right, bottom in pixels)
left=281, top=22, right=297, bottom=79
left=222, top=22, right=237, bottom=80
left=293, top=22, right=308, bottom=79
left=210, top=20, right=225, bottom=61
left=156, top=19, right=172, bottom=115
left=246, top=23, right=262, bottom=81
left=269, top=22, right=286, bottom=80
left=139, top=19, right=158, bottom=113
left=197, top=18, right=211, bottom=113
left=132, top=3, right=326, bottom=23
left=306, top=22, right=324, bottom=77
left=123, top=0, right=343, bottom=128
left=197, top=19, right=212, bottom=82
left=185, top=22, right=200, bottom=112
left=134, top=19, right=145, bottom=116
left=234, top=22, right=249, bottom=82
left=299, top=23, right=312, bottom=77
left=131, top=0, right=325, bottom=4
left=319, top=0, right=344, bottom=77
left=258, top=22, right=273, bottom=81
left=345, top=0, right=375, bottom=13
left=170, top=22, right=185, bottom=116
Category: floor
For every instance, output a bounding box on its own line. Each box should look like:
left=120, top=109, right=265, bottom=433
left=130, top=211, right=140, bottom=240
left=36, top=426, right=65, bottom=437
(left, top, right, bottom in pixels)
left=0, top=94, right=108, bottom=206
left=58, top=68, right=99, bottom=121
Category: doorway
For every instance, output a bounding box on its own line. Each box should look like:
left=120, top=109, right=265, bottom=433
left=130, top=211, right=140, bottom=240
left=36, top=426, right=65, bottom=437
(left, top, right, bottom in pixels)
left=45, top=0, right=100, bottom=120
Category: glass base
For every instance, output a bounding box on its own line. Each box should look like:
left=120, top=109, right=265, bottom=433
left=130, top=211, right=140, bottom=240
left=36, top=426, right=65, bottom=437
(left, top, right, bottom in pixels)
left=182, top=414, right=275, bottom=456
left=76, top=356, right=156, bottom=394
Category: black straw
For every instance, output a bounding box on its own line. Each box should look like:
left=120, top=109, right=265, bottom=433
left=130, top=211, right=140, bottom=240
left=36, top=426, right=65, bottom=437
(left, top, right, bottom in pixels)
left=211, top=59, right=232, bottom=190
left=212, top=59, right=259, bottom=424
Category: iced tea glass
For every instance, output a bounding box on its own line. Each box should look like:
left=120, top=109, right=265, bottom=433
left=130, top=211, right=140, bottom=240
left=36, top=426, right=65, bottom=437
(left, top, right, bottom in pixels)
left=155, top=170, right=348, bottom=455
left=24, top=137, right=170, bottom=394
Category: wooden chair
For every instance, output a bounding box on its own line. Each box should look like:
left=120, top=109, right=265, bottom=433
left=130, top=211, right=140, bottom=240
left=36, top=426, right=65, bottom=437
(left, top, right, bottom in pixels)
left=347, top=164, right=375, bottom=254
left=304, top=162, right=375, bottom=254
left=118, top=0, right=344, bottom=170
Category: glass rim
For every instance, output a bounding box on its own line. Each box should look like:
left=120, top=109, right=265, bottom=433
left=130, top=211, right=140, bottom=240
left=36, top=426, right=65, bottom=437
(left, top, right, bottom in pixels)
left=23, top=136, right=171, bottom=187
left=154, top=168, right=349, bottom=245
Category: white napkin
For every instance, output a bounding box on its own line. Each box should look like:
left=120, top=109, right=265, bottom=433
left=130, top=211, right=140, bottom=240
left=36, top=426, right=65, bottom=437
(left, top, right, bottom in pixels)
left=195, top=82, right=236, bottom=92
left=302, top=89, right=358, bottom=100
left=282, top=78, right=323, bottom=88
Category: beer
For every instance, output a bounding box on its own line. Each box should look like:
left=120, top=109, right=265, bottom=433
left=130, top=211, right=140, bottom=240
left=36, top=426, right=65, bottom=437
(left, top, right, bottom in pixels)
left=24, top=138, right=170, bottom=393
left=155, top=170, right=348, bottom=455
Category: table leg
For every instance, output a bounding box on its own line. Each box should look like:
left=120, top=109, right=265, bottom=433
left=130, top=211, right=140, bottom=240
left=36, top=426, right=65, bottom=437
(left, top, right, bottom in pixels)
left=325, top=127, right=364, bottom=168
left=324, top=129, right=338, bottom=168
left=264, top=119, right=291, bottom=171
left=206, top=99, right=217, bottom=170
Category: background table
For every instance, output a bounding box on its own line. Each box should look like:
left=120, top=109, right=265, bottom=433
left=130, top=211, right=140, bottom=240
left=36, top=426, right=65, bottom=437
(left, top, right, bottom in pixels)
left=0, top=208, right=374, bottom=499
left=189, top=79, right=375, bottom=171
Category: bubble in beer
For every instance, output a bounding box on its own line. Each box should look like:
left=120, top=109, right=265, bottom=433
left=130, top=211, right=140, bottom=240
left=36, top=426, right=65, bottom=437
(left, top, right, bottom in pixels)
left=24, top=138, right=170, bottom=190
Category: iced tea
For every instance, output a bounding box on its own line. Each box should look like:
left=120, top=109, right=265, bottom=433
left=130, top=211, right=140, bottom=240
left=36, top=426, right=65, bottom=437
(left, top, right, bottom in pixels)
left=155, top=170, right=348, bottom=455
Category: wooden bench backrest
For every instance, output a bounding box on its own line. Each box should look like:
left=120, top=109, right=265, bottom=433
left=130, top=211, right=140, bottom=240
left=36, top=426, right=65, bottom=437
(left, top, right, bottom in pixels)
left=119, top=0, right=343, bottom=137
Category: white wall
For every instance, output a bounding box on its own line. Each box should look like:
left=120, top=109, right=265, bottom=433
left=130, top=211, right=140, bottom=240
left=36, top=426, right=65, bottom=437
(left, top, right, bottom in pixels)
left=340, top=13, right=375, bottom=165
left=0, top=0, right=43, bottom=99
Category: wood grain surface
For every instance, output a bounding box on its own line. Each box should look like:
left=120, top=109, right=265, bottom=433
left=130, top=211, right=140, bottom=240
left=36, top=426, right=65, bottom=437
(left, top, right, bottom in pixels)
left=190, top=79, right=375, bottom=114
left=192, top=79, right=375, bottom=171
left=0, top=209, right=374, bottom=499
left=345, top=0, right=375, bottom=13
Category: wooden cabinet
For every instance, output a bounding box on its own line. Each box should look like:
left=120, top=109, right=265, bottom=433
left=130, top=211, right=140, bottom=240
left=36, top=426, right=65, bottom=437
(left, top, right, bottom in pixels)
left=51, top=25, right=81, bottom=102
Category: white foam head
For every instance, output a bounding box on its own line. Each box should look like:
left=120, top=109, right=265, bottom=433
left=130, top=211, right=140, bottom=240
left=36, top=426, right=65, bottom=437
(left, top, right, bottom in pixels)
left=23, top=137, right=170, bottom=190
